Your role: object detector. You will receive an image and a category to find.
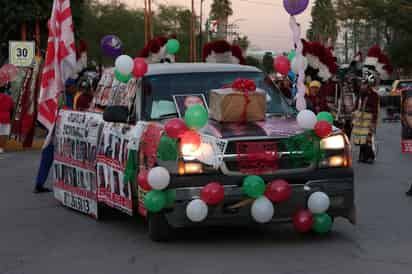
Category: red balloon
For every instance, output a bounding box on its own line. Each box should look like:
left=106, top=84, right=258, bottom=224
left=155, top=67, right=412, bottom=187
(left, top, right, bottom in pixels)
left=180, top=130, right=201, bottom=152
left=314, top=120, right=333, bottom=138
left=164, top=118, right=188, bottom=139
left=137, top=170, right=151, bottom=191
left=293, top=209, right=314, bottom=233
left=265, top=179, right=292, bottom=202
left=274, top=55, right=290, bottom=75
left=200, top=182, right=225, bottom=205
left=133, top=57, right=148, bottom=78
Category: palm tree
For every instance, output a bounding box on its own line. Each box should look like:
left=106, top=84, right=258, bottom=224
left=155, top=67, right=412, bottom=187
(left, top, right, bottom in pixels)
left=307, top=0, right=338, bottom=44
left=210, top=0, right=233, bottom=39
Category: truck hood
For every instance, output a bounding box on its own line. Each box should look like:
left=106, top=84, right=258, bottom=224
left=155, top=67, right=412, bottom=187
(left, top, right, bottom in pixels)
left=203, top=117, right=305, bottom=139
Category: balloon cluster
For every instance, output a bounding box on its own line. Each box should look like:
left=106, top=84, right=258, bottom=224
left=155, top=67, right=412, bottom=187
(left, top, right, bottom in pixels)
left=296, top=110, right=333, bottom=138
left=282, top=0, right=310, bottom=110
left=114, top=55, right=148, bottom=83
left=186, top=182, right=225, bottom=222
left=242, top=176, right=292, bottom=223
left=293, top=191, right=332, bottom=234
left=161, top=104, right=209, bottom=157
left=143, top=104, right=209, bottom=214
left=0, top=64, right=18, bottom=87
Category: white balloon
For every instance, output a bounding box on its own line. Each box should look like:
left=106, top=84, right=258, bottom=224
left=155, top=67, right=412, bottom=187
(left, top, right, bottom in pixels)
left=296, top=109, right=317, bottom=129
left=308, top=192, right=330, bottom=214
left=115, top=55, right=134, bottom=75
left=251, top=196, right=274, bottom=224
left=291, top=56, right=308, bottom=74
left=186, top=199, right=208, bottom=222
left=148, top=167, right=170, bottom=190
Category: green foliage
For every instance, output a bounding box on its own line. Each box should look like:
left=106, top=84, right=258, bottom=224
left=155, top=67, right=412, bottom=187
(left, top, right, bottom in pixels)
left=209, top=0, right=233, bottom=38
left=307, top=0, right=338, bottom=44
left=336, top=0, right=412, bottom=71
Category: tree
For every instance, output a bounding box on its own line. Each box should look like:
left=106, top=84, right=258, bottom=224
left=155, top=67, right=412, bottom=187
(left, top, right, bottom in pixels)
left=209, top=0, right=233, bottom=39
left=0, top=0, right=85, bottom=64
left=307, top=0, right=338, bottom=44
left=262, top=52, right=274, bottom=75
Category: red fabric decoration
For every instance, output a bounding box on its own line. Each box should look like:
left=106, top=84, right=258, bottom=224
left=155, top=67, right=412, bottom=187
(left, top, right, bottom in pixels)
left=236, top=141, right=278, bottom=174
left=302, top=40, right=338, bottom=75
left=231, top=79, right=256, bottom=122
left=141, top=124, right=162, bottom=168
left=138, top=36, right=170, bottom=58
left=202, top=40, right=245, bottom=65
left=366, top=45, right=393, bottom=75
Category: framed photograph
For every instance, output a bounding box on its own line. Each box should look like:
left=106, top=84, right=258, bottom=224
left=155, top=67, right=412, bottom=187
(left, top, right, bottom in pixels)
left=173, top=94, right=208, bottom=118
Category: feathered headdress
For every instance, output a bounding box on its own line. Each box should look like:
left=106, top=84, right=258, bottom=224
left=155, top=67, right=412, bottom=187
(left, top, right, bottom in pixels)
left=202, top=40, right=245, bottom=65
left=138, top=35, right=176, bottom=64
left=302, top=40, right=338, bottom=82
left=363, top=45, right=393, bottom=80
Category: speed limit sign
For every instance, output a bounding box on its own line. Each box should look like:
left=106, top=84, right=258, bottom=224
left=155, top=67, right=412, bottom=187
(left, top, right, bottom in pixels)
left=9, top=41, right=35, bottom=67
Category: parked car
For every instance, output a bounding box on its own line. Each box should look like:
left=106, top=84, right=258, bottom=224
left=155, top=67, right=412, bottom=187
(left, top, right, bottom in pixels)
left=57, top=63, right=355, bottom=241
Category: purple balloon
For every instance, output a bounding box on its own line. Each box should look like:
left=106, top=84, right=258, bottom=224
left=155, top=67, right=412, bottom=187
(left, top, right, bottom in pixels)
left=283, top=0, right=309, bottom=16
left=101, top=35, right=123, bottom=58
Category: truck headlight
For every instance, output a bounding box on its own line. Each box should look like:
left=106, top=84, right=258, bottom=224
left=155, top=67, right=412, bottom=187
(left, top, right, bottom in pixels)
left=320, top=135, right=345, bottom=150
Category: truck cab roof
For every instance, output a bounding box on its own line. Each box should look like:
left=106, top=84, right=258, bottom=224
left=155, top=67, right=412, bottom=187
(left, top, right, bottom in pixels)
left=146, top=63, right=261, bottom=76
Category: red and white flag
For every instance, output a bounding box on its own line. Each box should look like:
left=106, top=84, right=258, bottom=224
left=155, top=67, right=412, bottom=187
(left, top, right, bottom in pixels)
left=38, top=0, right=76, bottom=142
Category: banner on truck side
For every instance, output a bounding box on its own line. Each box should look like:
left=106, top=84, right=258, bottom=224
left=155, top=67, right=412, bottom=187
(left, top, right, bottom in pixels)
left=53, top=110, right=104, bottom=218
left=96, top=123, right=139, bottom=216
left=402, top=89, right=412, bottom=153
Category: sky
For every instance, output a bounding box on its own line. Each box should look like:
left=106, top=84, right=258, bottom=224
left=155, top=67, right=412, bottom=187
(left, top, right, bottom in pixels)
left=125, top=0, right=313, bottom=52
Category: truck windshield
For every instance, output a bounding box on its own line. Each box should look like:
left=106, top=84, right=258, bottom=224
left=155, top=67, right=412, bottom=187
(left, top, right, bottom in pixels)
left=142, top=71, right=295, bottom=120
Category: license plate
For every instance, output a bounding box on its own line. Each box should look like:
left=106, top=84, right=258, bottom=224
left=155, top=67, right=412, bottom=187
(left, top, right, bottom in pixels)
left=63, top=191, right=91, bottom=214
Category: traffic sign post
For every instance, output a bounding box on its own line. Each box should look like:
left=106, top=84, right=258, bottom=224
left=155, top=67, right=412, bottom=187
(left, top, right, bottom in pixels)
left=9, top=41, right=35, bottom=67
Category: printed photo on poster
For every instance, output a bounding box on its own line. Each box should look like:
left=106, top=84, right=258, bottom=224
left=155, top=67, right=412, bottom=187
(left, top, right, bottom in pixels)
left=173, top=94, right=208, bottom=118
left=402, top=89, right=412, bottom=139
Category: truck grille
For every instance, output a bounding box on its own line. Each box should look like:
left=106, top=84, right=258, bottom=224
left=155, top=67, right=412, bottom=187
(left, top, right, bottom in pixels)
left=222, top=139, right=311, bottom=175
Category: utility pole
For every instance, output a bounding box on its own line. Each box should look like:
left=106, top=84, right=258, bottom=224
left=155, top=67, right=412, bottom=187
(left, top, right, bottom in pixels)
left=190, top=0, right=197, bottom=62
left=144, top=0, right=148, bottom=44
left=199, top=0, right=204, bottom=62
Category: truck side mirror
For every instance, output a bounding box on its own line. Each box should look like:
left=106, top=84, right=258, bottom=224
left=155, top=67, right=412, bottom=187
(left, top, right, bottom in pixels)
left=103, top=106, right=129, bottom=123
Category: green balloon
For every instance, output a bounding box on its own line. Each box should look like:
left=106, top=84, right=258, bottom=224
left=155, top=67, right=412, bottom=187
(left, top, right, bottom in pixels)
left=157, top=135, right=178, bottom=161
left=287, top=50, right=296, bottom=61
left=114, top=69, right=132, bottom=83
left=144, top=190, right=166, bottom=213
left=312, top=213, right=333, bottom=234
left=242, top=176, right=266, bottom=198
left=317, top=112, right=334, bottom=124
left=166, top=39, right=180, bottom=54
left=164, top=189, right=176, bottom=208
left=184, top=104, right=209, bottom=130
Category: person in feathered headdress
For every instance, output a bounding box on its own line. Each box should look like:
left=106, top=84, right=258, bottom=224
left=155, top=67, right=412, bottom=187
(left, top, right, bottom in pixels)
left=362, top=45, right=393, bottom=85
left=301, top=40, right=338, bottom=114
left=138, top=36, right=176, bottom=64
left=202, top=40, right=245, bottom=65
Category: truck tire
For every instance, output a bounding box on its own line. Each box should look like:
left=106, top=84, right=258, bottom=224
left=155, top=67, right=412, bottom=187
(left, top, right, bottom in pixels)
left=148, top=212, right=173, bottom=242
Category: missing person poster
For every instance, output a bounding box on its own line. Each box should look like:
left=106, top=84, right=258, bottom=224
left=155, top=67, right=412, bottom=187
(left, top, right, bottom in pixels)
left=96, top=123, right=136, bottom=215
left=401, top=89, right=412, bottom=152
left=53, top=110, right=104, bottom=218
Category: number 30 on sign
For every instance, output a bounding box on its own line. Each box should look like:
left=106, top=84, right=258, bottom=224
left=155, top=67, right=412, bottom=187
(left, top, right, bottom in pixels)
left=9, top=41, right=35, bottom=67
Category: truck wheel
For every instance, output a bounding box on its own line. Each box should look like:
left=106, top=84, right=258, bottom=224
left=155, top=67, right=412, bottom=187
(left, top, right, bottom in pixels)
left=148, top=212, right=173, bottom=242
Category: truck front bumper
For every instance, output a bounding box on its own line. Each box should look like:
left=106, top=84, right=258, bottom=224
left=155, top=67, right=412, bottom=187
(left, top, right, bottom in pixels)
left=164, top=168, right=355, bottom=228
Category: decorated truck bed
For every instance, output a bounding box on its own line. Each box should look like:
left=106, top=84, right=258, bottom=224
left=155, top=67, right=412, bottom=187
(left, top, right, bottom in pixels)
left=53, top=63, right=355, bottom=241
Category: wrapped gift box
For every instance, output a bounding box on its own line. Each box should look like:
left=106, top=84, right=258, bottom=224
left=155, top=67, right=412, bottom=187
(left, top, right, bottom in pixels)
left=209, top=87, right=266, bottom=122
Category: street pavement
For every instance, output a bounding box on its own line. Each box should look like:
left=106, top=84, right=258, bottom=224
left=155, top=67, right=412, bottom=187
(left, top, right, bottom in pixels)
left=1, top=121, right=412, bottom=274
